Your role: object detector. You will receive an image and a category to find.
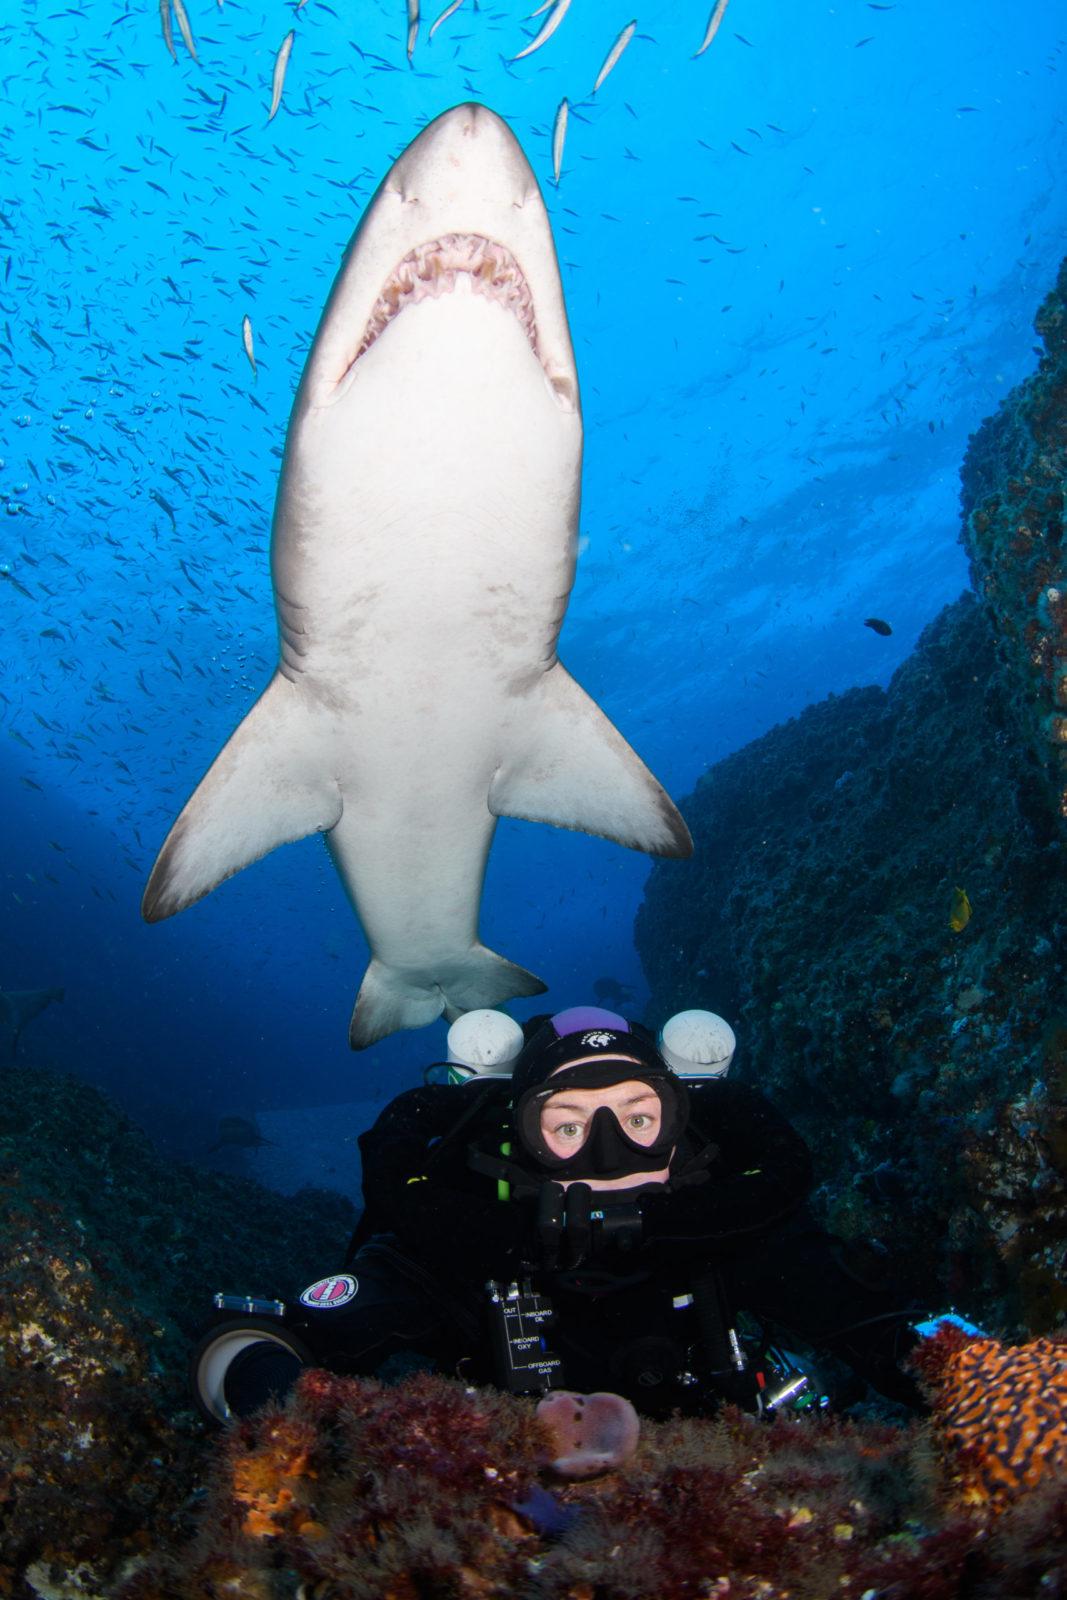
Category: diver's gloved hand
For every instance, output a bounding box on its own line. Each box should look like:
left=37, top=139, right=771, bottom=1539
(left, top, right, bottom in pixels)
left=537, top=1181, right=644, bottom=1268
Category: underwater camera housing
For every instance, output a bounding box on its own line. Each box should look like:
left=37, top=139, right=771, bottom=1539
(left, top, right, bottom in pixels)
left=190, top=1288, right=830, bottom=1424
left=189, top=1294, right=314, bottom=1424
left=484, top=1275, right=828, bottom=1416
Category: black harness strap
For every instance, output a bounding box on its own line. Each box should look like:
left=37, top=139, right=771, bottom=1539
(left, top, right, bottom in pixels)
left=422, top=1081, right=505, bottom=1175
left=466, top=1145, right=542, bottom=1199
left=345, top=1083, right=507, bottom=1264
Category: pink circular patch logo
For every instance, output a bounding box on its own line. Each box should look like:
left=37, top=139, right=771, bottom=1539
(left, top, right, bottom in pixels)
left=298, top=1274, right=358, bottom=1310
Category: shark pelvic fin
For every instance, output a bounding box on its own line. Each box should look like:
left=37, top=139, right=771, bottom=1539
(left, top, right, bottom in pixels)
left=142, top=674, right=343, bottom=922
left=489, top=664, right=693, bottom=859
left=349, top=947, right=546, bottom=1050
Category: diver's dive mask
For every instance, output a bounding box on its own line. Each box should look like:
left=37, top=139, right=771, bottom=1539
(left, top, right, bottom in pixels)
left=510, top=1013, right=689, bottom=1182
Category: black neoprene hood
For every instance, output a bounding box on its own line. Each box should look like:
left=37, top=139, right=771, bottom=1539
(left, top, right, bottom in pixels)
left=509, top=1018, right=672, bottom=1101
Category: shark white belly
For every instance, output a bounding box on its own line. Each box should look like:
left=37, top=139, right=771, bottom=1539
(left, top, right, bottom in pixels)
left=143, top=103, right=692, bottom=1049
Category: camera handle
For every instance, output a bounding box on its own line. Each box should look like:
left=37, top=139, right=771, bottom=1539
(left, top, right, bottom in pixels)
left=689, top=1270, right=759, bottom=1406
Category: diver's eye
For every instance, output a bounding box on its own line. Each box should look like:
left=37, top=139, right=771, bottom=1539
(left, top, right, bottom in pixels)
left=627, top=1114, right=652, bottom=1130
left=553, top=1122, right=583, bottom=1141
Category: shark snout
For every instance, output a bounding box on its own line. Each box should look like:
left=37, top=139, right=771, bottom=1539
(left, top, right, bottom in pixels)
left=388, top=102, right=538, bottom=212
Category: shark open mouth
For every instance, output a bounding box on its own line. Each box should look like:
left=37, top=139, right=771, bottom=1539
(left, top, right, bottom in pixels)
left=356, top=232, right=539, bottom=364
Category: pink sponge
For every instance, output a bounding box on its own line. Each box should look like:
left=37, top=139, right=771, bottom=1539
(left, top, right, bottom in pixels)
left=536, top=1390, right=641, bottom=1478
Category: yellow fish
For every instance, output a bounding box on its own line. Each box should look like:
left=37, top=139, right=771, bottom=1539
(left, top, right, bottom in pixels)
left=949, top=886, right=971, bottom=933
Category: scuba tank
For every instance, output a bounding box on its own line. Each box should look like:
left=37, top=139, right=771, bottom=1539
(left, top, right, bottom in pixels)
left=437, top=1004, right=739, bottom=1082
left=658, top=1009, right=736, bottom=1078
left=443, top=1008, right=525, bottom=1082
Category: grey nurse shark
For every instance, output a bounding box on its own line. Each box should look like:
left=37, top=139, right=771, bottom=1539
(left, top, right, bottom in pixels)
left=143, top=102, right=692, bottom=1048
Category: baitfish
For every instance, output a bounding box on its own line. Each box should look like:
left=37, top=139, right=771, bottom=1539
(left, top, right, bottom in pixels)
left=268, top=31, right=295, bottom=122
left=242, top=314, right=256, bottom=378
left=695, top=0, right=730, bottom=57
left=512, top=0, right=571, bottom=62
left=591, top=19, right=636, bottom=95
left=552, top=97, right=569, bottom=186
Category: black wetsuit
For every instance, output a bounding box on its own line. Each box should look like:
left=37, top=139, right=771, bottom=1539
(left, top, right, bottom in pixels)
left=270, top=1077, right=924, bottom=1416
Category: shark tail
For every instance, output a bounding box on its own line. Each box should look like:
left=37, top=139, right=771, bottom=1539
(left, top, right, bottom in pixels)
left=349, top=947, right=546, bottom=1050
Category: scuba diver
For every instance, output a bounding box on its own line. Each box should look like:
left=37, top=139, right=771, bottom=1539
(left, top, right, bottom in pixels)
left=194, top=1005, right=931, bottom=1424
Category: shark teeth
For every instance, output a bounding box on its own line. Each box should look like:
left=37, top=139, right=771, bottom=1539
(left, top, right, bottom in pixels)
left=356, top=232, right=539, bottom=363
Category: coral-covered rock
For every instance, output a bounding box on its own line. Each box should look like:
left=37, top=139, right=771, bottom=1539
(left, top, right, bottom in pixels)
left=120, top=1370, right=552, bottom=1600
left=0, top=1183, right=200, bottom=1596
left=0, top=1064, right=356, bottom=1362
left=960, top=256, right=1067, bottom=822
left=0, top=1063, right=356, bottom=1598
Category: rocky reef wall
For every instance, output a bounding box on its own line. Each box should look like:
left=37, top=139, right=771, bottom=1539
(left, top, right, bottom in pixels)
left=636, top=263, right=1067, bottom=1338
left=960, top=257, right=1067, bottom=821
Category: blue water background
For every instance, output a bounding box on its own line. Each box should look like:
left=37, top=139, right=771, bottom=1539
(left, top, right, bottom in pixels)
left=2, top=0, right=1064, bottom=1158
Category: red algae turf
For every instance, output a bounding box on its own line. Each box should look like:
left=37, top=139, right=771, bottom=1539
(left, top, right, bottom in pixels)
left=114, top=1366, right=1066, bottom=1600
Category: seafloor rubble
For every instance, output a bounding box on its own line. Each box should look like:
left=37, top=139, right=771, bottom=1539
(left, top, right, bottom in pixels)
left=637, top=259, right=1067, bottom=1339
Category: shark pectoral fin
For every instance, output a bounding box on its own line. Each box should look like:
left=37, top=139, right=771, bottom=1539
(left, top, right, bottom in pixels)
left=349, top=948, right=546, bottom=1050
left=489, top=665, right=693, bottom=859
left=142, top=675, right=343, bottom=922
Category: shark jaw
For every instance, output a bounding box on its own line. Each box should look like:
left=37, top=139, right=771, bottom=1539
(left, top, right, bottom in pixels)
left=355, top=233, right=539, bottom=370
left=298, top=102, right=579, bottom=417
left=142, top=104, right=691, bottom=1051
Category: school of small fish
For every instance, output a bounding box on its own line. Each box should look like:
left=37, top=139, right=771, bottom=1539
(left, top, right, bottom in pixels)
left=1, top=0, right=1042, bottom=934
left=152, top=4, right=731, bottom=178
left=0, top=0, right=747, bottom=911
